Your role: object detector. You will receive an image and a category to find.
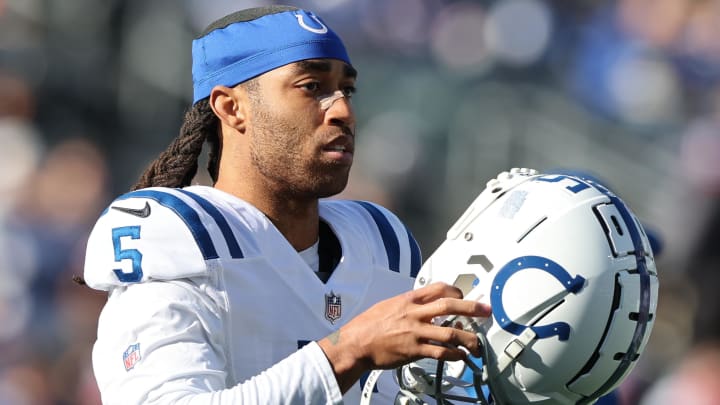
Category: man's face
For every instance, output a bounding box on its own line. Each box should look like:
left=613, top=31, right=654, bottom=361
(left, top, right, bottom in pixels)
left=244, top=58, right=357, bottom=200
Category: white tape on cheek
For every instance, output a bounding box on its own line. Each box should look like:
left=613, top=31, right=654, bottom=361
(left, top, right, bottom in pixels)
left=318, top=90, right=345, bottom=110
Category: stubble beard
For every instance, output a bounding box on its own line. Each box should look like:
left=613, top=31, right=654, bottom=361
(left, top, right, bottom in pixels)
left=248, top=103, right=351, bottom=200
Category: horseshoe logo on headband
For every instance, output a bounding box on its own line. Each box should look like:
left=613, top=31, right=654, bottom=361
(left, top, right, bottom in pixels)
left=295, top=12, right=328, bottom=34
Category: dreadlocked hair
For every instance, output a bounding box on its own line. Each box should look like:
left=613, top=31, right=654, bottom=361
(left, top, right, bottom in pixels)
left=132, top=99, right=219, bottom=190
left=132, top=5, right=299, bottom=191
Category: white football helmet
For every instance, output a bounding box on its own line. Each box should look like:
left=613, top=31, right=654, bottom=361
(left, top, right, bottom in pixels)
left=361, top=168, right=659, bottom=405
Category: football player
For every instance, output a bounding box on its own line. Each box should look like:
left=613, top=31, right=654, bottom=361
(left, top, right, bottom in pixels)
left=83, top=5, right=490, bottom=405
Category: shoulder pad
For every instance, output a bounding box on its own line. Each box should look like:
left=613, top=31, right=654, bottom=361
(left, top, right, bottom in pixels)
left=323, top=200, right=422, bottom=278
left=84, top=188, right=213, bottom=290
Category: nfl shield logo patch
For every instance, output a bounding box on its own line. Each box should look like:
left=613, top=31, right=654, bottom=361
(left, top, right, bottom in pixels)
left=123, top=343, right=141, bottom=371
left=325, top=291, right=342, bottom=324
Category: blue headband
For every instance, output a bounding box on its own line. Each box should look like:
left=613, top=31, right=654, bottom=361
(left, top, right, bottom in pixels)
left=191, top=9, right=351, bottom=104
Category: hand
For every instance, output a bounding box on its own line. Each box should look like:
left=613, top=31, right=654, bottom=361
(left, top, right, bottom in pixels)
left=318, top=282, right=492, bottom=393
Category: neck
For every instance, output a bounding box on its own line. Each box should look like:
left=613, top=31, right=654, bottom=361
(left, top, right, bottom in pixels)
left=215, top=177, right=320, bottom=252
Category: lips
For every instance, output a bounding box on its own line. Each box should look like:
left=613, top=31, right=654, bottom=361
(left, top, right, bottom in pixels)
left=326, top=145, right=348, bottom=152
left=322, top=134, right=354, bottom=155
left=321, top=134, right=354, bottom=164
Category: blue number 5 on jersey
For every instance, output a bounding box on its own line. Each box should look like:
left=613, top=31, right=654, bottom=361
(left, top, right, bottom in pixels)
left=112, top=226, right=143, bottom=282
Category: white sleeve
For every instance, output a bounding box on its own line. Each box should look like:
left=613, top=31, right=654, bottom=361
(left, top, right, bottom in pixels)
left=93, top=278, right=343, bottom=405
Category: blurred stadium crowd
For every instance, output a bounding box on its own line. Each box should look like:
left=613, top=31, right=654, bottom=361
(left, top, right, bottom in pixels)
left=1, top=0, right=720, bottom=403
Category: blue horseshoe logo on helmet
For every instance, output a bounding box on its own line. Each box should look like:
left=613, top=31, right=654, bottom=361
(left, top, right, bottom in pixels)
left=491, top=256, right=586, bottom=341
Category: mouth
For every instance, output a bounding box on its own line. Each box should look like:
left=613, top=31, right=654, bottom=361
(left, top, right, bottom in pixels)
left=325, top=144, right=350, bottom=153
left=321, top=136, right=354, bottom=164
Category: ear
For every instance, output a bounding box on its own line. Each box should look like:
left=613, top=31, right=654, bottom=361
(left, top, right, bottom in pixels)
left=209, top=85, right=248, bottom=131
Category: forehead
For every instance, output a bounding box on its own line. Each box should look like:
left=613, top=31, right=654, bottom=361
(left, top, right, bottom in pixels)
left=285, top=59, right=358, bottom=78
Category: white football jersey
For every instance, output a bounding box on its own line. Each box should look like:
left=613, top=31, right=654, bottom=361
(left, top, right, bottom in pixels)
left=84, top=185, right=421, bottom=405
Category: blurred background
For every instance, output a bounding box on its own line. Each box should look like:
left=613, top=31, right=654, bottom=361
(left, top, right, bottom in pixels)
left=1, top=0, right=719, bottom=403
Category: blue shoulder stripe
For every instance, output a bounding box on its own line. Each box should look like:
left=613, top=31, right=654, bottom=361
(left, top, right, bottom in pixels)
left=404, top=225, right=422, bottom=278
left=114, top=190, right=219, bottom=260
left=177, top=189, right=244, bottom=259
left=355, top=201, right=400, bottom=273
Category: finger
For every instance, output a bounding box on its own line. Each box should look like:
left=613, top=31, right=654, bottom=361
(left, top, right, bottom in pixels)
left=415, top=341, right=471, bottom=362
left=409, top=282, right=463, bottom=304
left=414, top=297, right=491, bottom=321
left=415, top=324, right=482, bottom=357
left=476, top=301, right=492, bottom=317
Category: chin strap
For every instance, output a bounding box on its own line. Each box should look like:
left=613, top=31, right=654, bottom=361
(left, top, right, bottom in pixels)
left=361, top=364, right=439, bottom=405
left=360, top=369, right=384, bottom=405
left=361, top=362, right=444, bottom=405
left=361, top=356, right=494, bottom=405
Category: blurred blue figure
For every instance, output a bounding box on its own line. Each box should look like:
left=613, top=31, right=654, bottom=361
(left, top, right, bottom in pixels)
left=596, top=390, right=620, bottom=405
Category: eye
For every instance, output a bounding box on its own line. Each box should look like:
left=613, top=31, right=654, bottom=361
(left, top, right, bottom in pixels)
left=300, top=81, right=321, bottom=93
left=342, top=86, right=357, bottom=98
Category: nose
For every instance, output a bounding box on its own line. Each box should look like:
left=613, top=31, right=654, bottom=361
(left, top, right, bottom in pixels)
left=323, top=91, right=355, bottom=128
left=319, top=91, right=345, bottom=110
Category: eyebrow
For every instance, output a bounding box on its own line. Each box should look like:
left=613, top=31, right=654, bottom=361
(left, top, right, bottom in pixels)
left=294, top=60, right=358, bottom=79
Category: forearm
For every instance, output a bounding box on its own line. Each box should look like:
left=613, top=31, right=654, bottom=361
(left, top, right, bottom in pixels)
left=140, top=342, right=343, bottom=405
left=94, top=281, right=344, bottom=405
left=318, top=329, right=369, bottom=394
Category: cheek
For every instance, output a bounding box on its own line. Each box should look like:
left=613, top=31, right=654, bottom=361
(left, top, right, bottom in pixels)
left=276, top=109, right=322, bottom=147
left=249, top=99, right=323, bottom=153
left=251, top=116, right=306, bottom=161
left=288, top=105, right=323, bottom=129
